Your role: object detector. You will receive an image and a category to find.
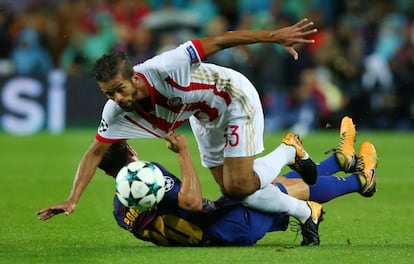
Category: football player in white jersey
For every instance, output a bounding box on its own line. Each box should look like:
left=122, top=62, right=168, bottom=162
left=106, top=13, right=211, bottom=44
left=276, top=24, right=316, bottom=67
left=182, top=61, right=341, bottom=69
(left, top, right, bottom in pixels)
left=37, top=18, right=325, bottom=244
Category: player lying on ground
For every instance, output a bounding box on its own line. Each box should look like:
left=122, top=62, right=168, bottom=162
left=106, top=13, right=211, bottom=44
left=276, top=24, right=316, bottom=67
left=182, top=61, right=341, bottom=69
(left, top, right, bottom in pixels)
left=91, top=116, right=377, bottom=246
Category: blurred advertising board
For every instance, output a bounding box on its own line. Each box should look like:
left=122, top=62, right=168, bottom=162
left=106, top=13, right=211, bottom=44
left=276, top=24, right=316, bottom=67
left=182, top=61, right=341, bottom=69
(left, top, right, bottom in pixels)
left=0, top=70, right=106, bottom=135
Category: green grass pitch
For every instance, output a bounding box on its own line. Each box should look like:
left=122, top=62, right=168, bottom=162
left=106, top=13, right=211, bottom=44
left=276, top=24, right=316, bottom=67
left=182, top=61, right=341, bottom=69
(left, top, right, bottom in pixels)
left=0, top=128, right=413, bottom=263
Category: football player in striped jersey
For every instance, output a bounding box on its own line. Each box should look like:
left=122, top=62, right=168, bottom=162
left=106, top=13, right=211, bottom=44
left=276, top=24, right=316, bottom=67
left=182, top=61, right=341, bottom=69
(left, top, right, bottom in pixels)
left=38, top=19, right=324, bottom=239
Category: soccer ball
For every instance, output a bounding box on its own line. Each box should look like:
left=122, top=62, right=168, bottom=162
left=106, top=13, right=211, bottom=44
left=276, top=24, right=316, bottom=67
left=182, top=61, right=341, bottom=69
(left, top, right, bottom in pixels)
left=115, top=161, right=166, bottom=210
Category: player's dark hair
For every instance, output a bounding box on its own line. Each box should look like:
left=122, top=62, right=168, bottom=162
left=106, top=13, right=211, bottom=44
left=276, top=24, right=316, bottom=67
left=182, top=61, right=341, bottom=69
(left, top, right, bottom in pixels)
left=92, top=51, right=134, bottom=82
left=98, top=141, right=129, bottom=178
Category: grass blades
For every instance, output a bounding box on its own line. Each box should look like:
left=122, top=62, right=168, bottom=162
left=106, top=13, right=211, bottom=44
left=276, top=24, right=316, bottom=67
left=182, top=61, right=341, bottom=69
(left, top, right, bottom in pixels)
left=0, top=129, right=413, bottom=263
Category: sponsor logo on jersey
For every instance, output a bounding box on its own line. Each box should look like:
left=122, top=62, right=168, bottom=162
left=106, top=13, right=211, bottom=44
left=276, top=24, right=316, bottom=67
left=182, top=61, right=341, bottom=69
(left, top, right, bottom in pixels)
left=186, top=45, right=198, bottom=64
left=98, top=118, right=108, bottom=132
left=167, top=97, right=182, bottom=106
left=164, top=176, right=174, bottom=192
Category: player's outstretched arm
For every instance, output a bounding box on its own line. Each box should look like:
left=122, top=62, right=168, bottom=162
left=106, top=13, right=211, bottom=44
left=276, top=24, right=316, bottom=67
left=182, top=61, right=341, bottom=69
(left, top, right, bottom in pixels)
left=166, top=132, right=203, bottom=211
left=36, top=139, right=111, bottom=221
left=198, top=18, right=317, bottom=60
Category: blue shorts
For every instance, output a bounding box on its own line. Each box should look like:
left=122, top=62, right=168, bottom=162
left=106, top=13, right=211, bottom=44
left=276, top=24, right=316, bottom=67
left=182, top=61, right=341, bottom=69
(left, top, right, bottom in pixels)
left=201, top=205, right=289, bottom=246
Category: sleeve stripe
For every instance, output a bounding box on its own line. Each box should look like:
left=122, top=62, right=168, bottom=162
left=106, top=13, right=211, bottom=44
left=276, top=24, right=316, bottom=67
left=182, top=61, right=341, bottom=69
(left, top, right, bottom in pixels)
left=95, top=133, right=126, bottom=143
left=191, top=39, right=207, bottom=61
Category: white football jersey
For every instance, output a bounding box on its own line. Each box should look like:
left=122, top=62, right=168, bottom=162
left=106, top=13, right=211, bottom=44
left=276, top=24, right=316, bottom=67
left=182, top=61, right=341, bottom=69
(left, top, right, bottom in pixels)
left=96, top=40, right=261, bottom=147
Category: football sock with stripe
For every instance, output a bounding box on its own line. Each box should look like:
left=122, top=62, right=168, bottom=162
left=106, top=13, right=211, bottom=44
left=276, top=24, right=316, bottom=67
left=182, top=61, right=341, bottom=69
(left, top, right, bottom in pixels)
left=253, top=143, right=294, bottom=188
left=308, top=174, right=361, bottom=203
left=243, top=184, right=311, bottom=222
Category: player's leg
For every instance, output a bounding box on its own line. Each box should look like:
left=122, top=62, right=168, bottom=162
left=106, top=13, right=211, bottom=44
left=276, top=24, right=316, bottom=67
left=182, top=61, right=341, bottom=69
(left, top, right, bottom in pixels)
left=188, top=94, right=267, bottom=199
left=277, top=174, right=361, bottom=203
left=278, top=115, right=359, bottom=202
left=190, top=109, right=322, bottom=228
left=188, top=116, right=260, bottom=197
left=208, top=138, right=318, bottom=225
left=275, top=142, right=377, bottom=202
left=311, top=140, right=377, bottom=200
left=227, top=126, right=323, bottom=245
left=216, top=90, right=317, bottom=197
left=273, top=177, right=310, bottom=200
left=281, top=150, right=360, bottom=203
left=190, top=86, right=323, bottom=245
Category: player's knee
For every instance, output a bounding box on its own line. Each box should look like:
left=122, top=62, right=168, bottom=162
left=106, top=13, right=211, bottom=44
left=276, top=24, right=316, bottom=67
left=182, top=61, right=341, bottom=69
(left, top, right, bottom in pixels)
left=221, top=182, right=257, bottom=201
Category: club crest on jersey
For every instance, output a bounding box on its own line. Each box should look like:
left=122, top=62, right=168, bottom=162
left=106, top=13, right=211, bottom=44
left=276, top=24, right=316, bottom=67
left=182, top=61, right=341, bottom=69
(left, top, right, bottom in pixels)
left=164, top=176, right=175, bottom=192
left=167, top=97, right=182, bottom=106
left=98, top=119, right=109, bottom=132
left=186, top=45, right=198, bottom=64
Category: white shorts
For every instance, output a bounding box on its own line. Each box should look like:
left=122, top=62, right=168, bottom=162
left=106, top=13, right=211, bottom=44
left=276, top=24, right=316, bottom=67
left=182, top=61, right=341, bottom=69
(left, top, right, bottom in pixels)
left=189, top=84, right=264, bottom=168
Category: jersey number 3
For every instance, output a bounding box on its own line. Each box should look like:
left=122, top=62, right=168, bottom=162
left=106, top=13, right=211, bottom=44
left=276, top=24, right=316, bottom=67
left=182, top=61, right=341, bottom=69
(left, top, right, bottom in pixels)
left=225, top=125, right=239, bottom=147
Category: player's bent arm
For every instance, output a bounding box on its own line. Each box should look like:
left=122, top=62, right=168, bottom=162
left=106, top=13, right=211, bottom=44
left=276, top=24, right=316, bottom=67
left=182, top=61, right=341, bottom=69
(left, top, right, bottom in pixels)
left=67, top=139, right=112, bottom=205
left=176, top=146, right=203, bottom=211
left=166, top=132, right=203, bottom=211
left=198, top=18, right=317, bottom=60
